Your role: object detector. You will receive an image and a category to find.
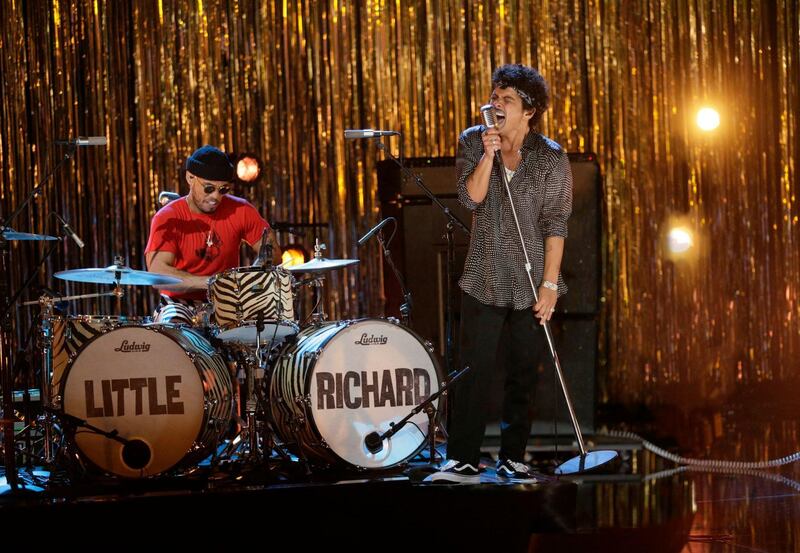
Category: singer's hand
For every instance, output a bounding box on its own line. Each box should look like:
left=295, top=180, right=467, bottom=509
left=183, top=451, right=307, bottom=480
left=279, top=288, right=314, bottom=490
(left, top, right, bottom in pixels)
left=533, top=287, right=557, bottom=325
left=481, top=128, right=502, bottom=156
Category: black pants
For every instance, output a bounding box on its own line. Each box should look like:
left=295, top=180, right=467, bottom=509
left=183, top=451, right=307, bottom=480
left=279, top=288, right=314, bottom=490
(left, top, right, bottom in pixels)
left=447, top=292, right=544, bottom=466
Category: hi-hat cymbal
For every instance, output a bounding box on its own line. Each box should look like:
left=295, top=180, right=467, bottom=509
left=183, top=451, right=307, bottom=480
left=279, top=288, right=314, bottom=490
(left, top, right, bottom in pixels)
left=55, top=264, right=181, bottom=286
left=286, top=257, right=359, bottom=273
left=1, top=228, right=58, bottom=241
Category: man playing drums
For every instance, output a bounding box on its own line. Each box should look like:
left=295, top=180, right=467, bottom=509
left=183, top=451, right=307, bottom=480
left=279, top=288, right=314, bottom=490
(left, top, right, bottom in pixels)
left=145, top=145, right=280, bottom=324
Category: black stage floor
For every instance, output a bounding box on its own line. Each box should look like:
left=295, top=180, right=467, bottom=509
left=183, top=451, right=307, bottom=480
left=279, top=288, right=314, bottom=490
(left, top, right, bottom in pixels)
left=2, top=430, right=798, bottom=552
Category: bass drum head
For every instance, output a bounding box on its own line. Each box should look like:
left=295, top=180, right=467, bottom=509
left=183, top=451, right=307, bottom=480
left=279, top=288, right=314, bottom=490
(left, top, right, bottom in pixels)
left=61, top=326, right=214, bottom=477
left=307, top=319, right=441, bottom=469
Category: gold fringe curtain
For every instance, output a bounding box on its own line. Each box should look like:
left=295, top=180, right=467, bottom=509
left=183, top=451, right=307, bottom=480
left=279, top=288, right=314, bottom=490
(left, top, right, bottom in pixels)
left=1, top=0, right=798, bottom=408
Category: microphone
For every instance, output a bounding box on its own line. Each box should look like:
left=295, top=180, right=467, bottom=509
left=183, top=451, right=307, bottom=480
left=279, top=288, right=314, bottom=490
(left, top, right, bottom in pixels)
left=344, top=129, right=400, bottom=139
left=481, top=105, right=504, bottom=167
left=55, top=136, right=108, bottom=147
left=357, top=217, right=394, bottom=247
left=253, top=227, right=273, bottom=268
left=480, top=104, right=498, bottom=128
left=364, top=431, right=384, bottom=454
left=52, top=213, right=85, bottom=249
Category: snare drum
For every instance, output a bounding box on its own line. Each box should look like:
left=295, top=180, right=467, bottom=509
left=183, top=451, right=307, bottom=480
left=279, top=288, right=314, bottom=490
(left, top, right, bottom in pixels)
left=209, top=266, right=298, bottom=345
left=59, top=324, right=232, bottom=478
left=269, top=318, right=442, bottom=469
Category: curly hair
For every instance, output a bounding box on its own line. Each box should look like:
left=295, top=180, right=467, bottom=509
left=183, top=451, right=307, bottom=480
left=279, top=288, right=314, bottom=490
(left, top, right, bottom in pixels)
left=491, top=64, right=549, bottom=128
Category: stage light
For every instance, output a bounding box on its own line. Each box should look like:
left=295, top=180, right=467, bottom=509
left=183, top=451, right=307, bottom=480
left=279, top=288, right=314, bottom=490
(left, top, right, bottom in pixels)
left=696, top=107, right=720, bottom=131
left=667, top=227, right=694, bottom=254
left=235, top=153, right=263, bottom=184
left=282, top=246, right=307, bottom=268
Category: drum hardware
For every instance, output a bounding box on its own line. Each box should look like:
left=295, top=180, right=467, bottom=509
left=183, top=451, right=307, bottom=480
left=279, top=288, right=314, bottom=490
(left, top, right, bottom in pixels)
left=359, top=216, right=414, bottom=328
left=18, top=292, right=126, bottom=465
left=2, top=141, right=83, bottom=490
left=45, top=407, right=151, bottom=469
left=306, top=275, right=327, bottom=324
left=286, top=404, right=314, bottom=476
left=364, top=365, right=469, bottom=465
left=285, top=239, right=360, bottom=274
left=21, top=290, right=125, bottom=307
left=252, top=227, right=273, bottom=268
left=217, top=328, right=276, bottom=468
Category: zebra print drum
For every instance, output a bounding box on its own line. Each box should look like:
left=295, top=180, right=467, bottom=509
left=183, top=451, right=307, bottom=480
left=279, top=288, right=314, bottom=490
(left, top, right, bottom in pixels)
left=49, top=315, right=147, bottom=403
left=209, top=266, right=298, bottom=345
left=59, top=324, right=232, bottom=478
left=270, top=318, right=442, bottom=469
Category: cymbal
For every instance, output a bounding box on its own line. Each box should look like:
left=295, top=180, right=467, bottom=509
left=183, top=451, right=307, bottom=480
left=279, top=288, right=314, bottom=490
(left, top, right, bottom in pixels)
left=286, top=257, right=359, bottom=273
left=1, top=228, right=58, bottom=241
left=55, top=264, right=181, bottom=286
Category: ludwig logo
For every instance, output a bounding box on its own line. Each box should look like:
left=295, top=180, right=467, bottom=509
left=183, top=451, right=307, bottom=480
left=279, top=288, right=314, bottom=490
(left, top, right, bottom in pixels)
left=354, top=333, right=388, bottom=346
left=114, top=340, right=151, bottom=353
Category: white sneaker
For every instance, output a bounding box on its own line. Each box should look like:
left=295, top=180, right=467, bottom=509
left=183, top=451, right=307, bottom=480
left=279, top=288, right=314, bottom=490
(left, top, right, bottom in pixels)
left=424, top=460, right=481, bottom=483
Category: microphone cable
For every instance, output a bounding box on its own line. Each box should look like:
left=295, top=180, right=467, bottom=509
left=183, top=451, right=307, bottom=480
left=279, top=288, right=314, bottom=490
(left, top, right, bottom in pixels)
left=599, top=428, right=800, bottom=470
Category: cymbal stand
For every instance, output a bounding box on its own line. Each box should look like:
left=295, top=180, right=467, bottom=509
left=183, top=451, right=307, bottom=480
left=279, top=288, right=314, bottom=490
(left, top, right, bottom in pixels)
left=308, top=240, right=328, bottom=324
left=26, top=289, right=123, bottom=464
left=1, top=143, right=78, bottom=489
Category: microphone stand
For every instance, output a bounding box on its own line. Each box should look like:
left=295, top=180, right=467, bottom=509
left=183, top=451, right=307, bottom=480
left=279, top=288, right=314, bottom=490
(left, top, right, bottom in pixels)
left=1, top=143, right=78, bottom=491
left=374, top=139, right=470, bottom=377
left=489, top=148, right=617, bottom=475
left=373, top=222, right=412, bottom=327
left=365, top=365, right=470, bottom=464
left=48, top=408, right=134, bottom=447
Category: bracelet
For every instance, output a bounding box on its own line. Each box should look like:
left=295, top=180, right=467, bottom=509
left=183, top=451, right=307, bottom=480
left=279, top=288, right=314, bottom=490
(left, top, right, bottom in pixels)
left=541, top=280, right=558, bottom=291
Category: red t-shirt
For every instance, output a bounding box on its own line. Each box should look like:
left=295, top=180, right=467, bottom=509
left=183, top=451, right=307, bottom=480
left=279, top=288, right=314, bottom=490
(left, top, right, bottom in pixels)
left=145, top=195, right=269, bottom=300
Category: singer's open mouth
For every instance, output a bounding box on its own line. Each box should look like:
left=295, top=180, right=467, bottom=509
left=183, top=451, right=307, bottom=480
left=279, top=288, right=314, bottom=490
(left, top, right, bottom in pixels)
left=495, top=111, right=507, bottom=126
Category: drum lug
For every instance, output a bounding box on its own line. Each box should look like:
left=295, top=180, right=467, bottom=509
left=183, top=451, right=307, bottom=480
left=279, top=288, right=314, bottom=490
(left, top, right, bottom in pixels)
left=51, top=395, right=62, bottom=409
left=424, top=340, right=435, bottom=353
left=206, top=416, right=225, bottom=430
left=387, top=317, right=400, bottom=325
left=294, top=395, right=311, bottom=407
left=204, top=397, right=219, bottom=410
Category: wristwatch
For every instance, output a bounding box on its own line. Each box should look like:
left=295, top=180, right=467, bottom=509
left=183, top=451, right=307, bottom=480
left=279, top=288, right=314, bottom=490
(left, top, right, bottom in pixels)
left=541, top=280, right=558, bottom=291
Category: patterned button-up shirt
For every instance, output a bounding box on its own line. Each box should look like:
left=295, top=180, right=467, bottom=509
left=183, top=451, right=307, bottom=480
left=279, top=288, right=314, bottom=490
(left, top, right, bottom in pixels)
left=457, top=125, right=573, bottom=309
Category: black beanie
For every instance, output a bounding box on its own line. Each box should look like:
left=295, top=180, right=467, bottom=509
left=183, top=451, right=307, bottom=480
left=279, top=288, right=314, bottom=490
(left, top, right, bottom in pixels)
left=185, top=145, right=234, bottom=181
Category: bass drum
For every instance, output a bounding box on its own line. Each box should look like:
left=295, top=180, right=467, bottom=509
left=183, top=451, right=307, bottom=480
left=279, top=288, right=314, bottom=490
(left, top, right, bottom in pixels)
left=49, top=315, right=147, bottom=404
left=270, top=318, right=442, bottom=469
left=60, top=324, right=232, bottom=478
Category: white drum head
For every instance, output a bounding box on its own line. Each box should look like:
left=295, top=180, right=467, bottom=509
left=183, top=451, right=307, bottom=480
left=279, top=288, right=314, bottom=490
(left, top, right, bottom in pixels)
left=308, top=320, right=440, bottom=468
left=62, top=326, right=206, bottom=477
left=216, top=320, right=298, bottom=345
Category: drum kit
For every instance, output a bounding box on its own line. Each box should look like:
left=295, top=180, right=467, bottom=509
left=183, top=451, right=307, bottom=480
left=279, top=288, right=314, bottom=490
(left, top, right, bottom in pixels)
left=17, top=237, right=445, bottom=480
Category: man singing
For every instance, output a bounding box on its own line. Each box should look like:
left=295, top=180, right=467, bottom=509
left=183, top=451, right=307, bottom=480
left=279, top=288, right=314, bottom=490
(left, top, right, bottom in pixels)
left=430, top=64, right=573, bottom=483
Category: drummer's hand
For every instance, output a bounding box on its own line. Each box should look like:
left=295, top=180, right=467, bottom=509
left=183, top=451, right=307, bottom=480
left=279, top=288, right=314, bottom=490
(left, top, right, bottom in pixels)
left=533, top=287, right=557, bottom=325
left=152, top=275, right=211, bottom=292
